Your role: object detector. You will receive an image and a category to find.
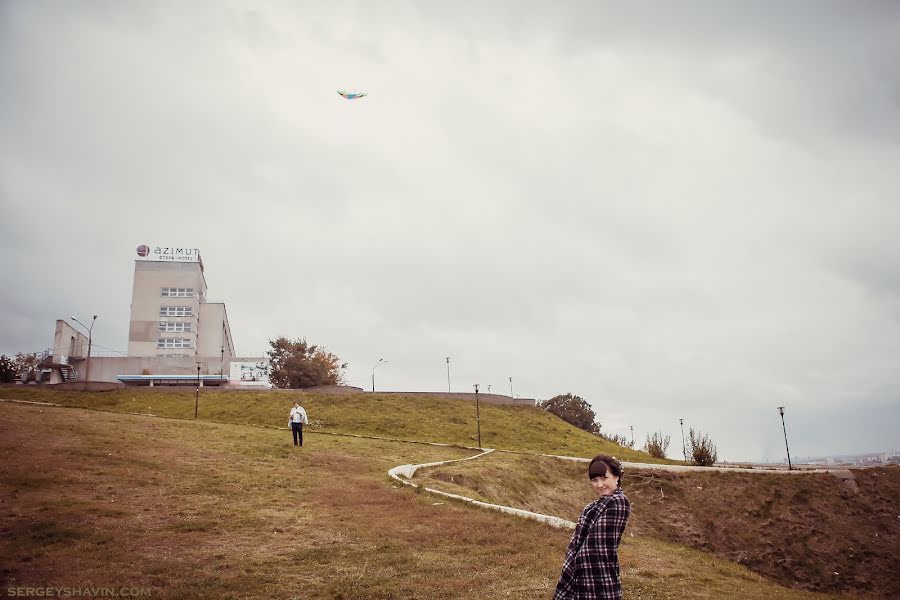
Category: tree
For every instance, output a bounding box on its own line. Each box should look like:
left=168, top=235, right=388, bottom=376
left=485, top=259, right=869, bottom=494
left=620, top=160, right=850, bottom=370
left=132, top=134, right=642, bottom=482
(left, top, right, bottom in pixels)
left=644, top=430, right=671, bottom=459
left=267, top=337, right=347, bottom=389
left=539, top=393, right=601, bottom=434
left=14, top=353, right=38, bottom=382
left=688, top=427, right=718, bottom=466
left=0, top=355, right=17, bottom=383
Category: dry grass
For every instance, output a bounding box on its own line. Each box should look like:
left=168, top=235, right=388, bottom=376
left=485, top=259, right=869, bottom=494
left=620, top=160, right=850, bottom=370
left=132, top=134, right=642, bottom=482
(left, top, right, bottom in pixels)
left=0, top=401, right=855, bottom=600
left=415, top=451, right=900, bottom=598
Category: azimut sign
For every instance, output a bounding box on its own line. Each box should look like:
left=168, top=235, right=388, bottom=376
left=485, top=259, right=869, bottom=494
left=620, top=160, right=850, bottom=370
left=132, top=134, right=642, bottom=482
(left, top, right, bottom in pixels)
left=136, top=244, right=201, bottom=262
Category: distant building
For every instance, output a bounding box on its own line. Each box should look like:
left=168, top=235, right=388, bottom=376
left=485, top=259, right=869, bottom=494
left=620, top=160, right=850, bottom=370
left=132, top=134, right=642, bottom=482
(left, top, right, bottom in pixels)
left=38, top=245, right=267, bottom=387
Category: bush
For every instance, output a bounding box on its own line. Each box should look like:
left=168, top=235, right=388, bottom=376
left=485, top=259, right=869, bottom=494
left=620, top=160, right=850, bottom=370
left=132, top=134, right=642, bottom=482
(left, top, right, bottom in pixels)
left=644, top=430, right=670, bottom=459
left=0, top=355, right=16, bottom=383
left=598, top=432, right=634, bottom=449
left=688, top=428, right=718, bottom=466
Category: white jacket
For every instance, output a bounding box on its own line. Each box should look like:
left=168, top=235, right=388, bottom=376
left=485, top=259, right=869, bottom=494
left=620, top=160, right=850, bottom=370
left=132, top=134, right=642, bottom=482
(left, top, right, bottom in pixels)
left=289, top=406, right=308, bottom=425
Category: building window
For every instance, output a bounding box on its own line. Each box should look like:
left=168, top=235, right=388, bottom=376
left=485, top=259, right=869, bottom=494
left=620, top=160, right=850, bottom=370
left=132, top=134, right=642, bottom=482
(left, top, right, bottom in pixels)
left=161, top=288, right=194, bottom=297
left=157, top=338, right=193, bottom=349
left=158, top=321, right=192, bottom=332
left=160, top=306, right=193, bottom=317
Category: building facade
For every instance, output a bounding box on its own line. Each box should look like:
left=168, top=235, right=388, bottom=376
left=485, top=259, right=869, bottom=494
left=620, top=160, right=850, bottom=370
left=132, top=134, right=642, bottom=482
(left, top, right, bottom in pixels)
left=40, top=245, right=265, bottom=387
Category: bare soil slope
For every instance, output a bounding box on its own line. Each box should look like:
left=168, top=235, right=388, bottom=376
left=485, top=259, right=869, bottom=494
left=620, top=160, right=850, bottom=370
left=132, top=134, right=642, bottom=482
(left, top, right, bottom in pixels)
left=416, top=453, right=900, bottom=598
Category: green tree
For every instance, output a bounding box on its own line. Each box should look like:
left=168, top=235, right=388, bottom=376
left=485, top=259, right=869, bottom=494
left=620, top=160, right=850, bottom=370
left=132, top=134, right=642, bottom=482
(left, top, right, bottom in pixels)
left=539, top=393, right=601, bottom=434
left=0, top=355, right=17, bottom=383
left=267, top=337, right=347, bottom=389
left=688, top=428, right=718, bottom=466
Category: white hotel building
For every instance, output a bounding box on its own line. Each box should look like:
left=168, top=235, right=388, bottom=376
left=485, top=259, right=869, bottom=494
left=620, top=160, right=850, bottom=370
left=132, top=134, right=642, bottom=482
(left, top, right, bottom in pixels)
left=41, top=245, right=267, bottom=387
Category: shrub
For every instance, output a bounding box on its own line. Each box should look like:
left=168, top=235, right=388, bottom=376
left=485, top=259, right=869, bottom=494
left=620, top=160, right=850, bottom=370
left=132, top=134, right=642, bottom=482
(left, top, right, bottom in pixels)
left=688, top=428, right=718, bottom=466
left=598, top=432, right=634, bottom=449
left=644, top=431, right=670, bottom=459
left=0, top=355, right=16, bottom=383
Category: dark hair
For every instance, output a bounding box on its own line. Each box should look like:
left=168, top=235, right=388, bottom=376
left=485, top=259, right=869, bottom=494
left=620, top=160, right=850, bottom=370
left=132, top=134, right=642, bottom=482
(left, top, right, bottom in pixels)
left=587, top=454, right=623, bottom=487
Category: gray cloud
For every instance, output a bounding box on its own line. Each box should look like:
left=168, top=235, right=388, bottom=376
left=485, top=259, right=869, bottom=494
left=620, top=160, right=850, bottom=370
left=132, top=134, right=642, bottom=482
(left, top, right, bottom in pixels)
left=2, top=0, right=898, bottom=460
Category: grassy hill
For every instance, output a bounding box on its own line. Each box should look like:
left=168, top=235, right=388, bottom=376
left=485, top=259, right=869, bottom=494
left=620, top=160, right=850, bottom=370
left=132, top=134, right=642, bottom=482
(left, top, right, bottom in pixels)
left=1, top=401, right=849, bottom=600
left=0, top=387, right=671, bottom=463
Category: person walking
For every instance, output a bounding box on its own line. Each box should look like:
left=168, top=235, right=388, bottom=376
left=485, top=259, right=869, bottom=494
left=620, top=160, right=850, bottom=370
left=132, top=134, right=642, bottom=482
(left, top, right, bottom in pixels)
left=288, top=401, right=308, bottom=447
left=553, top=454, right=631, bottom=600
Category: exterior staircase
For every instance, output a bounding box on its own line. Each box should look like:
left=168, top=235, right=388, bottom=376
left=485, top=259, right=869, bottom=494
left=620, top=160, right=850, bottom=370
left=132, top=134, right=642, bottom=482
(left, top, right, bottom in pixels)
left=60, top=364, right=78, bottom=382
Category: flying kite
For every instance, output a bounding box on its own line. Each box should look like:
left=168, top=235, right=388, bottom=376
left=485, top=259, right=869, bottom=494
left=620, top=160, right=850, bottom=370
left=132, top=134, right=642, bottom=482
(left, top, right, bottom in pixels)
left=337, top=90, right=367, bottom=99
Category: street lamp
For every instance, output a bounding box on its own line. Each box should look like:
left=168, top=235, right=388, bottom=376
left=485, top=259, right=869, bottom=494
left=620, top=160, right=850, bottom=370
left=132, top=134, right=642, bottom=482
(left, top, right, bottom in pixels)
left=70, top=315, right=97, bottom=381
left=195, top=362, right=202, bottom=418
left=372, top=358, right=387, bottom=392
left=777, top=406, right=792, bottom=470
left=473, top=384, right=482, bottom=448
left=679, top=418, right=687, bottom=461
left=445, top=357, right=451, bottom=393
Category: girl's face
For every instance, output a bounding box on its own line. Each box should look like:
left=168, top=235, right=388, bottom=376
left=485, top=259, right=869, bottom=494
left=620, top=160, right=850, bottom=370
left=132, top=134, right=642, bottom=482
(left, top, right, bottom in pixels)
left=590, top=471, right=619, bottom=497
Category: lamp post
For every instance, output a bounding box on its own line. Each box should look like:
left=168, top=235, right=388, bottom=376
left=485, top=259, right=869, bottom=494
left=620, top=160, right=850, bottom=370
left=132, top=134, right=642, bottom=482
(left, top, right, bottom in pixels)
left=70, top=315, right=97, bottom=382
left=777, top=406, right=792, bottom=470
left=445, top=357, right=451, bottom=393
left=195, top=363, right=201, bottom=418
left=509, top=376, right=513, bottom=399
left=679, top=418, right=687, bottom=461
left=372, top=358, right=387, bottom=392
left=473, top=384, right=482, bottom=448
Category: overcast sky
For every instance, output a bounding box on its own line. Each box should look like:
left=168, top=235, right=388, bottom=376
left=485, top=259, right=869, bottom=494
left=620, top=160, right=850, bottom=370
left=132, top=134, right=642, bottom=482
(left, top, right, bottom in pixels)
left=2, top=1, right=898, bottom=462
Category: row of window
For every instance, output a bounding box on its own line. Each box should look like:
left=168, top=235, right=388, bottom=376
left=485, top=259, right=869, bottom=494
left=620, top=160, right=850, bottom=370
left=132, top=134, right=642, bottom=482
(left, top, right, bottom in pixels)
left=159, top=321, right=192, bottom=332
left=160, top=306, right=193, bottom=317
left=161, top=288, right=194, bottom=297
left=158, top=338, right=193, bottom=349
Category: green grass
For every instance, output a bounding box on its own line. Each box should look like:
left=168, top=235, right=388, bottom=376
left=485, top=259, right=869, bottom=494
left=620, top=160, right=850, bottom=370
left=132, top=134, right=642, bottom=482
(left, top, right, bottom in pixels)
left=0, top=387, right=673, bottom=462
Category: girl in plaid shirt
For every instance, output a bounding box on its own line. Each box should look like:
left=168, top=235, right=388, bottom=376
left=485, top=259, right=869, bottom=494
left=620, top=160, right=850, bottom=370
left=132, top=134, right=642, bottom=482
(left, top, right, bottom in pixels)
left=554, top=455, right=631, bottom=600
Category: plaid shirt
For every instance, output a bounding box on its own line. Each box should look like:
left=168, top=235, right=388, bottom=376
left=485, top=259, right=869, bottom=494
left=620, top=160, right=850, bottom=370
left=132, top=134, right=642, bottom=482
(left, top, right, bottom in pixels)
left=553, top=489, right=631, bottom=600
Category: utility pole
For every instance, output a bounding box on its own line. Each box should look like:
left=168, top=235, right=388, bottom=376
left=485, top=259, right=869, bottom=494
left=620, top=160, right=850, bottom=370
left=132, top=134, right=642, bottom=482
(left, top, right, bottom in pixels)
left=473, top=384, right=482, bottom=448
left=509, top=376, right=513, bottom=399
left=777, top=406, right=792, bottom=470
left=679, top=418, right=687, bottom=461
left=445, top=357, right=451, bottom=393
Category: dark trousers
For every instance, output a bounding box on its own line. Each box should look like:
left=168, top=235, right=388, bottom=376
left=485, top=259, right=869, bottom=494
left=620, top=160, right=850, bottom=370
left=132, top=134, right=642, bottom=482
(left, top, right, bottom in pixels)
left=291, top=422, right=303, bottom=446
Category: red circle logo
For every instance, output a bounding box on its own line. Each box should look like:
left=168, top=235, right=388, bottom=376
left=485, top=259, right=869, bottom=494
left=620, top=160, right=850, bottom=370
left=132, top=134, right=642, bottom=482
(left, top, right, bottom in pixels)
left=136, top=245, right=150, bottom=257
